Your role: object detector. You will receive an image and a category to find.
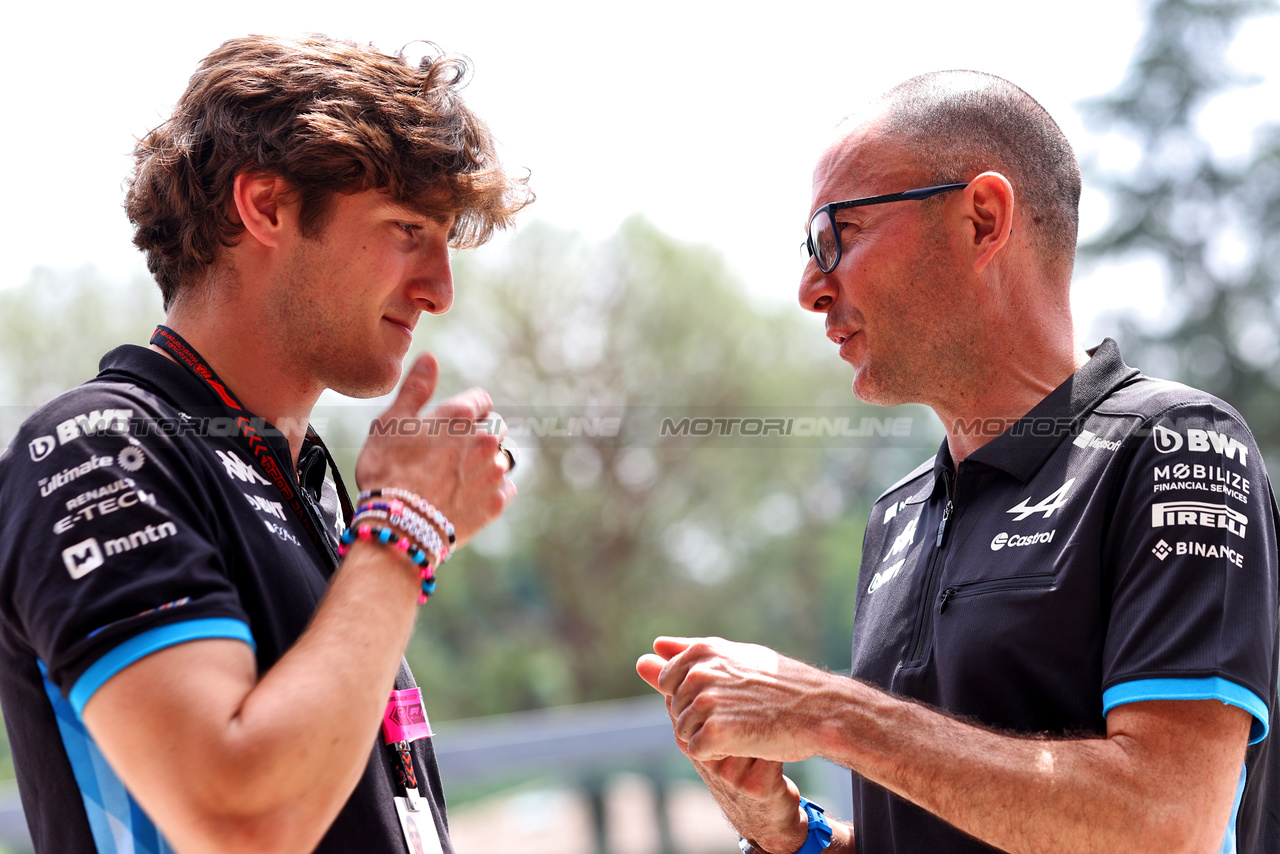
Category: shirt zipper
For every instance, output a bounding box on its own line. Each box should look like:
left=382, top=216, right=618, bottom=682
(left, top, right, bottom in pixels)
left=909, top=469, right=956, bottom=662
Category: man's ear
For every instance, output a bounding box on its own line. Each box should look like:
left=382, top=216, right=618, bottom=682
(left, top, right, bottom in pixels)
left=963, top=171, right=1015, bottom=274
left=230, top=172, right=295, bottom=249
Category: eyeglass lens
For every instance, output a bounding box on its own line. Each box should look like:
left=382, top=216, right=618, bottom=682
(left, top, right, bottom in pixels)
left=808, top=209, right=838, bottom=273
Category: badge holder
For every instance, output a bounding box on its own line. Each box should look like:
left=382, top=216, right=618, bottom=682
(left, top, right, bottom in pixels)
left=382, top=687, right=443, bottom=854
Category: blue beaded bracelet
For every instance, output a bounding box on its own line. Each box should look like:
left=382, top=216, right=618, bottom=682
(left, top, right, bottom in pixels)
left=338, top=524, right=437, bottom=604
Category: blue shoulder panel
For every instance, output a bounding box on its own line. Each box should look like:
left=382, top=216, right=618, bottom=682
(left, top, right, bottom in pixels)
left=69, top=617, right=255, bottom=716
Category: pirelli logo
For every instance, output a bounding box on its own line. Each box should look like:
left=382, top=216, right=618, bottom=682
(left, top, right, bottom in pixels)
left=1151, top=501, right=1247, bottom=539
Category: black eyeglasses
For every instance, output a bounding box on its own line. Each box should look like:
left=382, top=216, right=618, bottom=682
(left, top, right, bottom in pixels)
left=805, top=183, right=969, bottom=274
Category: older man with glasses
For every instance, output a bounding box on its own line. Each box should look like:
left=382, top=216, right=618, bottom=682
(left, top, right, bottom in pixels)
left=640, top=70, right=1279, bottom=854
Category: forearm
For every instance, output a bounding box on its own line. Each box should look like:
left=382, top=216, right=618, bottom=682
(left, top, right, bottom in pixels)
left=647, top=637, right=1248, bottom=854
left=85, top=540, right=422, bottom=854
left=222, top=541, right=421, bottom=813
left=815, top=675, right=1245, bottom=854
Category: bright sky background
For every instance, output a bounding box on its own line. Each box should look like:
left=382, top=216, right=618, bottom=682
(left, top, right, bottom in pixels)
left=4, top=0, right=1279, bottom=341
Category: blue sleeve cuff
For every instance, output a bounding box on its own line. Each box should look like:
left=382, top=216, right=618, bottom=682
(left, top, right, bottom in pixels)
left=1103, top=677, right=1269, bottom=745
left=69, top=618, right=256, bottom=716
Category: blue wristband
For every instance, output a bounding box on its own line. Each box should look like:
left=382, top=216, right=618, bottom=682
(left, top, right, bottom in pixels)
left=738, top=798, right=833, bottom=854
left=796, top=798, right=833, bottom=853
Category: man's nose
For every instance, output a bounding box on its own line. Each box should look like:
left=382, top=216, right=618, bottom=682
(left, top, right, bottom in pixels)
left=798, top=259, right=835, bottom=313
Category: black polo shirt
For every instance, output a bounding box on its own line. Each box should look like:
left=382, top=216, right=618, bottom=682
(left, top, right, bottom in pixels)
left=850, top=339, right=1279, bottom=854
left=0, top=345, right=453, bottom=854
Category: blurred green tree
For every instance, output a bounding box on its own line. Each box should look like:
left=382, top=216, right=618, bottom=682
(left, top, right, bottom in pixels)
left=1082, top=0, right=1280, bottom=455
left=400, top=219, right=933, bottom=718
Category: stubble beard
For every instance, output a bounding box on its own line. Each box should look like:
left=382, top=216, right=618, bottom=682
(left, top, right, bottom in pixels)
left=272, top=247, right=406, bottom=400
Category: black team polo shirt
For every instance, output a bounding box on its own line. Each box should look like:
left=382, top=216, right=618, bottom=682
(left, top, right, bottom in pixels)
left=850, top=339, right=1279, bottom=854
left=0, top=345, right=453, bottom=854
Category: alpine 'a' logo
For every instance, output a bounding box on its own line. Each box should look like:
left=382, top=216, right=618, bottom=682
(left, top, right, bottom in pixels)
left=1006, top=479, right=1075, bottom=522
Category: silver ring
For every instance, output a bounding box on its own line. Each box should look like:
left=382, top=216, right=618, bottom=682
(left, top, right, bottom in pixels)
left=499, top=440, right=518, bottom=473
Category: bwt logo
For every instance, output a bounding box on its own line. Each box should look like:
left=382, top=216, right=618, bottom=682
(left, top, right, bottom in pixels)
left=56, top=410, right=134, bottom=445
left=1151, top=501, right=1247, bottom=538
left=1152, top=422, right=1249, bottom=465
left=29, top=409, right=135, bottom=462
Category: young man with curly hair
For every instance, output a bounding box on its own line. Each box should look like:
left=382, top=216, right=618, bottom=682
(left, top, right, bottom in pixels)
left=0, top=34, right=531, bottom=854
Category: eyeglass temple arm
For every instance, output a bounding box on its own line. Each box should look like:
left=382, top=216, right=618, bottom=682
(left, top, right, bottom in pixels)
left=897, top=183, right=970, bottom=201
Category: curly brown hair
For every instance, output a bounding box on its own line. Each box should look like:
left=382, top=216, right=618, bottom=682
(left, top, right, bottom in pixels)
left=126, top=34, right=533, bottom=308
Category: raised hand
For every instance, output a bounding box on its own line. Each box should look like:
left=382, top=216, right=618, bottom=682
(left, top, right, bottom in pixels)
left=356, top=353, right=515, bottom=547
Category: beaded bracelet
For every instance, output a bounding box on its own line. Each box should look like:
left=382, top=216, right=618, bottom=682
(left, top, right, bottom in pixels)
left=353, top=507, right=450, bottom=564
left=358, top=489, right=455, bottom=545
left=354, top=500, right=448, bottom=558
left=338, top=524, right=438, bottom=604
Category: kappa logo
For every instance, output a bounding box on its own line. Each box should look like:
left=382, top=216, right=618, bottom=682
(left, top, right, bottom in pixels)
left=216, top=450, right=271, bottom=486
left=884, top=518, right=918, bottom=561
left=1151, top=501, right=1247, bottom=538
left=1007, top=479, right=1075, bottom=522
left=1152, top=422, right=1249, bottom=465
left=62, top=538, right=105, bottom=579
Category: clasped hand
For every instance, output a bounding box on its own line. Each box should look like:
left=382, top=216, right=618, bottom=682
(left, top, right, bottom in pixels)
left=637, top=636, right=824, bottom=852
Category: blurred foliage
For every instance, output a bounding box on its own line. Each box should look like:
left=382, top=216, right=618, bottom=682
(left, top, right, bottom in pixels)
left=399, top=219, right=933, bottom=718
left=1082, top=0, right=1280, bottom=457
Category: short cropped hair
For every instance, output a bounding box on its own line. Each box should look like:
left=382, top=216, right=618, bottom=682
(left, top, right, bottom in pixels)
left=127, top=34, right=532, bottom=308
left=875, top=71, right=1081, bottom=277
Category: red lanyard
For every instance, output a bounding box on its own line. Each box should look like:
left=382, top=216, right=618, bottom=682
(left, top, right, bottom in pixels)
left=150, top=325, right=353, bottom=567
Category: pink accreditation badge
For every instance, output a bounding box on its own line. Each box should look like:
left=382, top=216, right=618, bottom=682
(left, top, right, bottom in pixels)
left=382, top=687, right=442, bottom=853
left=382, top=688, right=433, bottom=744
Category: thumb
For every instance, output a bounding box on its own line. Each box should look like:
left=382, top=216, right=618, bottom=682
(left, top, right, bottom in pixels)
left=386, top=353, right=439, bottom=418
left=636, top=654, right=668, bottom=694
left=653, top=636, right=698, bottom=659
